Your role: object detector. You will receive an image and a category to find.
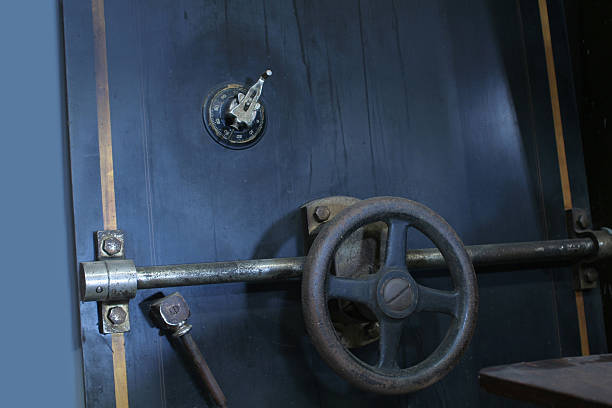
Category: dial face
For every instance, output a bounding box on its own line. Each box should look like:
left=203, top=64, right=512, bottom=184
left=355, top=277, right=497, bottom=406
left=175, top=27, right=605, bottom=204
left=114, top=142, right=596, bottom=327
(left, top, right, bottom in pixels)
left=203, top=84, right=266, bottom=150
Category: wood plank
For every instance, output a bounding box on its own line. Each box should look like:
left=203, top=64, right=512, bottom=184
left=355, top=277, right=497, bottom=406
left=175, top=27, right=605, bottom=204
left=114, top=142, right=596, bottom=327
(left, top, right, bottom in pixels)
left=479, top=354, right=612, bottom=407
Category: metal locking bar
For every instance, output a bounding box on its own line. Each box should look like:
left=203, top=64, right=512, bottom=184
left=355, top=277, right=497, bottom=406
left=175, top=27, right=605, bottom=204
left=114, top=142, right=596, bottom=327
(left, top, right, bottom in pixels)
left=80, top=232, right=612, bottom=303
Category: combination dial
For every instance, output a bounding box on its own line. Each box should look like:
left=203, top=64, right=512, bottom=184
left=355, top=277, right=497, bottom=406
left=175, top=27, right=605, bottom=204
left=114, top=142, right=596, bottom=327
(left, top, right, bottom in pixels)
left=203, top=69, right=272, bottom=150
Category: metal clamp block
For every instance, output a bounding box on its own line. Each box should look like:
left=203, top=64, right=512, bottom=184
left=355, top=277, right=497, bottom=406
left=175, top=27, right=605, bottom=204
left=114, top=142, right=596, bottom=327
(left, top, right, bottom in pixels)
left=100, top=303, right=131, bottom=334
left=88, top=230, right=134, bottom=334
left=80, top=259, right=138, bottom=302
left=96, top=230, right=125, bottom=259
left=566, top=208, right=601, bottom=290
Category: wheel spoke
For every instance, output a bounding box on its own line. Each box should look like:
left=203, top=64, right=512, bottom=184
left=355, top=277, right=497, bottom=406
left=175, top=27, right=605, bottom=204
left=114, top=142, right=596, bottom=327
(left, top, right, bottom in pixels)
left=416, top=285, right=458, bottom=316
left=327, top=274, right=377, bottom=307
left=377, top=318, right=403, bottom=369
left=384, top=219, right=411, bottom=268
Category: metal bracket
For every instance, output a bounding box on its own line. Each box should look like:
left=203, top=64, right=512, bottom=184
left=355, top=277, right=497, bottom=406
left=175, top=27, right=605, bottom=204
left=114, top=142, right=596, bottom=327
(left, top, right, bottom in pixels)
left=302, top=196, right=360, bottom=241
left=95, top=230, right=131, bottom=334
left=566, top=208, right=599, bottom=290
left=301, top=196, right=386, bottom=348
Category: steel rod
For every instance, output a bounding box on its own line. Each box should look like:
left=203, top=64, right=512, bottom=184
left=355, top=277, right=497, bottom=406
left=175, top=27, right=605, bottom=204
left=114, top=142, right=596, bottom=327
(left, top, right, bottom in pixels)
left=137, top=257, right=304, bottom=289
left=405, top=238, right=596, bottom=269
left=136, top=237, right=596, bottom=289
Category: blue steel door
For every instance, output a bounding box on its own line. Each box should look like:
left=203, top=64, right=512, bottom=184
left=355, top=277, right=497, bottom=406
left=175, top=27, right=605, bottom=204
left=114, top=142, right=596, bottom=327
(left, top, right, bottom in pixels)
left=63, top=0, right=606, bottom=406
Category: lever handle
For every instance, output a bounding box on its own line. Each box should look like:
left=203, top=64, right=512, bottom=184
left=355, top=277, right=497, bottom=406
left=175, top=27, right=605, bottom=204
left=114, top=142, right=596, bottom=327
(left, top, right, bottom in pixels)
left=181, top=332, right=227, bottom=408
left=227, top=69, right=272, bottom=129
left=150, top=293, right=228, bottom=407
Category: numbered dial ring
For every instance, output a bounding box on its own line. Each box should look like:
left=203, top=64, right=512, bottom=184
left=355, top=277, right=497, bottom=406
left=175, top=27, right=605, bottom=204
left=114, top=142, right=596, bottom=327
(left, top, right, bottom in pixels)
left=203, top=84, right=266, bottom=150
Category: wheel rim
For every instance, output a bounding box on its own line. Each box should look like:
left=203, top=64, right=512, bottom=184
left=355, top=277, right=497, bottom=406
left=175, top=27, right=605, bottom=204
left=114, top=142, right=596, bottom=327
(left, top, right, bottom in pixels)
left=301, top=197, right=478, bottom=394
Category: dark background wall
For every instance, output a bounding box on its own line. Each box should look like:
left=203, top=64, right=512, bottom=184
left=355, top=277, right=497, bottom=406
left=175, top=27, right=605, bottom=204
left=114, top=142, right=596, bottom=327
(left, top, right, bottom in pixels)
left=0, top=2, right=83, bottom=407
left=564, top=0, right=612, bottom=348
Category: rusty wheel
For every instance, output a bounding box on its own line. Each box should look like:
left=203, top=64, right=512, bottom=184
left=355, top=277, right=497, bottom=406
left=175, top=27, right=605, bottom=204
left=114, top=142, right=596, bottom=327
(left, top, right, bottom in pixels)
left=301, top=197, right=478, bottom=394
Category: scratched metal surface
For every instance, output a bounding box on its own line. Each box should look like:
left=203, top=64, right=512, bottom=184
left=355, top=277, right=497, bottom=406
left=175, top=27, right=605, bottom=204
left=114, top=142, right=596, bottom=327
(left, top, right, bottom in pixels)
left=62, top=0, right=606, bottom=406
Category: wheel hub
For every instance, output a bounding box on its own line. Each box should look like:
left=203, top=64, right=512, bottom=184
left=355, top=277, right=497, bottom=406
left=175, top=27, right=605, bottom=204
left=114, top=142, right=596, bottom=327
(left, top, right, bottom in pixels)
left=376, top=270, right=418, bottom=319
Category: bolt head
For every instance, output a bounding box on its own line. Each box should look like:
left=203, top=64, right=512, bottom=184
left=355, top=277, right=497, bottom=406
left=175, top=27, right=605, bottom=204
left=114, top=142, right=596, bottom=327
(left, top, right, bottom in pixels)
left=576, top=214, right=591, bottom=230
left=150, top=293, right=190, bottom=330
left=102, top=237, right=122, bottom=256
left=584, top=268, right=598, bottom=283
left=382, top=278, right=413, bottom=312
left=366, top=322, right=380, bottom=339
left=314, top=206, right=331, bottom=222
left=107, top=306, right=127, bottom=325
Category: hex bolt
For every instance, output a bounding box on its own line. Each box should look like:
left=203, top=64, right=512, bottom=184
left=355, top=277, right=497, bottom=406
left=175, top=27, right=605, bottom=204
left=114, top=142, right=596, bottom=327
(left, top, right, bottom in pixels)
left=102, top=237, right=122, bottom=256
left=314, top=206, right=331, bottom=222
left=584, top=268, right=598, bottom=283
left=107, top=306, right=127, bottom=325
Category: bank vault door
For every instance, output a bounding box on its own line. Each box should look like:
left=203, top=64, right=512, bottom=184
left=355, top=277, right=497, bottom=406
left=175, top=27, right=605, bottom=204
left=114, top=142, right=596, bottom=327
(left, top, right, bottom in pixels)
left=63, top=0, right=607, bottom=406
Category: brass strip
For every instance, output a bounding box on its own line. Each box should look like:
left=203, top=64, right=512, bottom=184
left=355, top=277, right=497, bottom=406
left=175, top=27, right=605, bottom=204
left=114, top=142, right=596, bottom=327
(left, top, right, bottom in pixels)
left=537, top=0, right=589, bottom=356
left=538, top=0, right=573, bottom=210
left=574, top=291, right=590, bottom=355
left=575, top=296, right=590, bottom=355
left=92, top=0, right=130, bottom=405
left=92, top=0, right=117, bottom=231
left=111, top=333, right=130, bottom=408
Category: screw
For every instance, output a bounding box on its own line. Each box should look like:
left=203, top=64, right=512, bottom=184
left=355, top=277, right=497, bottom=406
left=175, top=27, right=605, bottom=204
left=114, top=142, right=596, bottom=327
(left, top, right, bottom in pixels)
left=96, top=286, right=103, bottom=293
left=102, top=237, right=122, bottom=256
left=107, top=306, right=127, bottom=325
left=382, top=278, right=414, bottom=312
left=314, top=206, right=331, bottom=222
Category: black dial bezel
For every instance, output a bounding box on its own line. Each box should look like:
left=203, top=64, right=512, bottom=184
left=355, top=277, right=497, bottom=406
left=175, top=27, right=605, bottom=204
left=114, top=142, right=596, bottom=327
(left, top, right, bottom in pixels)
left=202, top=83, right=267, bottom=150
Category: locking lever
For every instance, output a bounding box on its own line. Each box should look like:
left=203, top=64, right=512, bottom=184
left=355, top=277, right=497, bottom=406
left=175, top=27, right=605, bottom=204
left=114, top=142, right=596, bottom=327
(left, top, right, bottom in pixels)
left=150, top=293, right=227, bottom=408
left=227, top=69, right=272, bottom=129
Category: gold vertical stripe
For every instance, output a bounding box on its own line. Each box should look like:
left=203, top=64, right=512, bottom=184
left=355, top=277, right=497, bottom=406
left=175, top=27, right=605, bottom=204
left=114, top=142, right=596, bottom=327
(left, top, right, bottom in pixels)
left=574, top=291, right=590, bottom=355
left=111, top=334, right=130, bottom=408
left=538, top=0, right=573, bottom=211
left=574, top=296, right=590, bottom=355
left=92, top=0, right=117, bottom=231
left=92, top=0, right=130, bottom=405
left=537, top=0, right=590, bottom=356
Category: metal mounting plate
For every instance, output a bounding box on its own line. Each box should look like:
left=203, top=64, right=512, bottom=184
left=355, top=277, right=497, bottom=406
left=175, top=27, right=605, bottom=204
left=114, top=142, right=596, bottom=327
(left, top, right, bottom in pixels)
left=95, top=230, right=131, bottom=334
left=301, top=196, right=387, bottom=348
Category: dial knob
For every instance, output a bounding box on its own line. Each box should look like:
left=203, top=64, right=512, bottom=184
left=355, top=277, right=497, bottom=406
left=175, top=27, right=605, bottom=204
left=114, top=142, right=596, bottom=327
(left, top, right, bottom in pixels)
left=203, top=69, right=272, bottom=150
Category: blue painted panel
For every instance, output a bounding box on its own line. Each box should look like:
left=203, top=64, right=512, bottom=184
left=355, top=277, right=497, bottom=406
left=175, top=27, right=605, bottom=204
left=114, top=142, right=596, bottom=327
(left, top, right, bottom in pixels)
left=62, top=0, right=605, bottom=406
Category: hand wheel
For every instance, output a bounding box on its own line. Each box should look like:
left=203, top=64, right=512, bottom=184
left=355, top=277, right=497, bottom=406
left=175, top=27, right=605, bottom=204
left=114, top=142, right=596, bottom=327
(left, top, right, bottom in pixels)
left=302, top=197, right=478, bottom=394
